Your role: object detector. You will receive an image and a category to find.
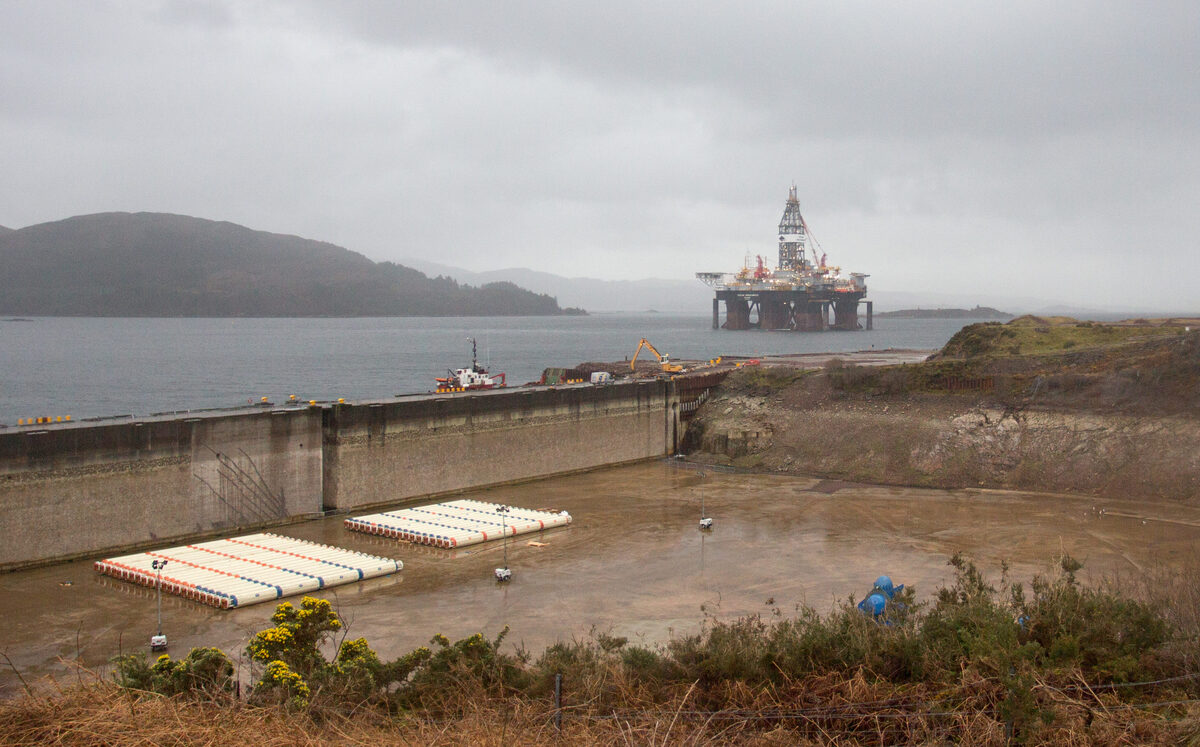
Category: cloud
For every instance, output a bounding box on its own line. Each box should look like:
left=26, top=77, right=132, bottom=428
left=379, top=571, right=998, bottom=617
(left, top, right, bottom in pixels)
left=1, top=0, right=1197, bottom=309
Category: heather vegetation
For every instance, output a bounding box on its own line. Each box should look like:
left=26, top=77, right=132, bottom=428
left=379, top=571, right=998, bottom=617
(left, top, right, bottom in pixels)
left=6, top=555, right=1197, bottom=744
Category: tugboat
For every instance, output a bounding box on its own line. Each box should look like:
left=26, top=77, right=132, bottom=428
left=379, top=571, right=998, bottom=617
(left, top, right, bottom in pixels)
left=435, top=338, right=507, bottom=393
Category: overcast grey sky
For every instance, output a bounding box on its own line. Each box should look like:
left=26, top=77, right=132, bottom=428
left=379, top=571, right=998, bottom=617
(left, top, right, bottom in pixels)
left=2, top=2, right=1197, bottom=309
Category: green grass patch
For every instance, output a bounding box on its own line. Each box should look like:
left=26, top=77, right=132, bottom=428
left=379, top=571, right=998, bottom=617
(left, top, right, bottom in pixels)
left=822, top=322, right=1196, bottom=401
left=940, top=319, right=1183, bottom=359
left=730, top=365, right=811, bottom=395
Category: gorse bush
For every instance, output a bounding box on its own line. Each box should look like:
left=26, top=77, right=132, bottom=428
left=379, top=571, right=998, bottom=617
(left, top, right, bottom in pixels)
left=332, top=637, right=382, bottom=700
left=243, top=596, right=345, bottom=708
left=397, top=627, right=529, bottom=707
left=255, top=660, right=309, bottom=709
left=243, top=595, right=436, bottom=708
left=246, top=596, right=342, bottom=678
left=113, top=647, right=234, bottom=697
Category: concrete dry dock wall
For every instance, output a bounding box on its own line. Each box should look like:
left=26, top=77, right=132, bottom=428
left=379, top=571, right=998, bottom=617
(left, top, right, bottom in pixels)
left=322, top=380, right=675, bottom=511
left=0, top=410, right=323, bottom=569
left=0, top=381, right=676, bottom=570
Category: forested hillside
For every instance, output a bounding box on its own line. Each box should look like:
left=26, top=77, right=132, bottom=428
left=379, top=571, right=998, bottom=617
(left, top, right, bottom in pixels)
left=0, top=213, right=568, bottom=317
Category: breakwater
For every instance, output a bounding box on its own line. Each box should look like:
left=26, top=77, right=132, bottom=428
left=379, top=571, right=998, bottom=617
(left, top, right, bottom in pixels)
left=0, top=380, right=680, bottom=570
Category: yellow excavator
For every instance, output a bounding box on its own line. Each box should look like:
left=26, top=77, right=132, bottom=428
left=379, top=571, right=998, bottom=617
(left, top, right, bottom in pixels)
left=630, top=338, right=683, bottom=373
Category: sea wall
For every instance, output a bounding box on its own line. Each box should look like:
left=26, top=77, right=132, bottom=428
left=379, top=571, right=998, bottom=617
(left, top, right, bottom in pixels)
left=322, top=381, right=675, bottom=510
left=0, top=380, right=677, bottom=570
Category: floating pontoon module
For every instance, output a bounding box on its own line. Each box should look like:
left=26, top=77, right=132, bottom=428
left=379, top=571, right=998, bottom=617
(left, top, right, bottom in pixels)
left=94, top=533, right=402, bottom=609
left=345, top=499, right=572, bottom=549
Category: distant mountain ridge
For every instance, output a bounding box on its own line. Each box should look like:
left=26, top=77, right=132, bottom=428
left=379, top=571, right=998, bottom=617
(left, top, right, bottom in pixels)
left=0, top=213, right=567, bottom=317
left=874, top=306, right=1013, bottom=320
left=401, top=258, right=715, bottom=312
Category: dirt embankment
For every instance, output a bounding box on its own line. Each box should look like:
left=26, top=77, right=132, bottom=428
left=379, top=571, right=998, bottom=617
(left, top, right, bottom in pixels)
left=683, top=325, right=1200, bottom=502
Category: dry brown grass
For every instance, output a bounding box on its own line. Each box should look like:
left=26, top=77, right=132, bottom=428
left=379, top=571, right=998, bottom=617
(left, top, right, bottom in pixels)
left=3, top=668, right=1198, bottom=746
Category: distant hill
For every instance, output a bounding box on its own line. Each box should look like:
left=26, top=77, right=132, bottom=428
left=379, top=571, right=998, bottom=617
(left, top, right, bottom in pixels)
left=874, top=306, right=1013, bottom=320
left=401, top=259, right=715, bottom=313
left=0, top=213, right=568, bottom=317
left=0, top=225, right=12, bottom=233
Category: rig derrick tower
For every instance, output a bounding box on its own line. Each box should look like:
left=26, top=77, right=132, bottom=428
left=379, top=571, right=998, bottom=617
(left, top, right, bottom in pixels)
left=777, top=184, right=809, bottom=272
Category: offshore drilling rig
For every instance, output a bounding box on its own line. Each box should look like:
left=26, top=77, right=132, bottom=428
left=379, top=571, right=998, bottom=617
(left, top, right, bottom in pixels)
left=697, top=186, right=871, bottom=331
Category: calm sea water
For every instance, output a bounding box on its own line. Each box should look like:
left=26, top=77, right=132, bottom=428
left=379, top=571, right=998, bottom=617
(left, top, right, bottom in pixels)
left=0, top=314, right=985, bottom=424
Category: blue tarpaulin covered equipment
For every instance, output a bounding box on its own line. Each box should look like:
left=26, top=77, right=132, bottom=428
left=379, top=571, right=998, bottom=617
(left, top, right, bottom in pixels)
left=858, top=575, right=905, bottom=619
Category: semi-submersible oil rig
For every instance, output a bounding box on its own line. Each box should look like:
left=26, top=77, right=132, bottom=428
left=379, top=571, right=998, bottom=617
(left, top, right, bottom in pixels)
left=697, top=186, right=872, bottom=331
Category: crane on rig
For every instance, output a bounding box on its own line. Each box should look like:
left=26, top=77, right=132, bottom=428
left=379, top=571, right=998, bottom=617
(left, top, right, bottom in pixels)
left=630, top=338, right=683, bottom=373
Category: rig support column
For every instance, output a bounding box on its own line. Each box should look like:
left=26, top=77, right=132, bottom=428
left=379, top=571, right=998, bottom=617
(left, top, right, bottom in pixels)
left=722, top=295, right=751, bottom=330
left=796, top=301, right=825, bottom=331
left=833, top=299, right=859, bottom=330
left=760, top=297, right=790, bottom=330
left=866, top=301, right=873, bottom=330
left=712, top=298, right=720, bottom=330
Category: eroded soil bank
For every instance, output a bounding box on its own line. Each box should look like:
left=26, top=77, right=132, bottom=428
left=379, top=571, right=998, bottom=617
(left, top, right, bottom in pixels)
left=684, top=326, right=1200, bottom=502
left=686, top=387, right=1200, bottom=501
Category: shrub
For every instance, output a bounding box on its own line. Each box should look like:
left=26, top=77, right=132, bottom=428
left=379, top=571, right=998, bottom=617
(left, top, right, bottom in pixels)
left=243, top=596, right=437, bottom=707
left=399, top=627, right=530, bottom=706
left=112, top=646, right=234, bottom=697
left=919, top=554, right=1025, bottom=679
left=1015, top=556, right=1169, bottom=682
left=255, top=660, right=310, bottom=709
left=620, top=645, right=677, bottom=684
left=246, top=596, right=342, bottom=678
left=333, top=637, right=383, bottom=699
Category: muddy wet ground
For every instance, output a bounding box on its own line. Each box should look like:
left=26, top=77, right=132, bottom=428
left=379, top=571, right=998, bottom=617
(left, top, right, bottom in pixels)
left=3, top=460, right=1198, bottom=696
